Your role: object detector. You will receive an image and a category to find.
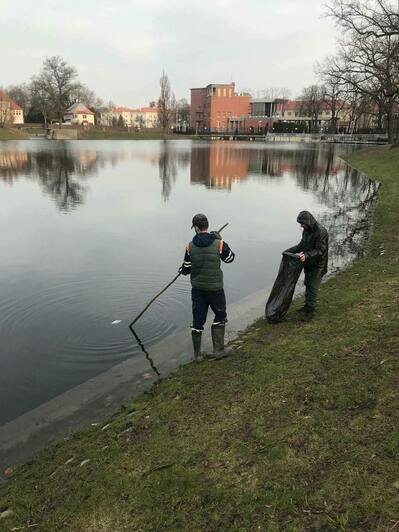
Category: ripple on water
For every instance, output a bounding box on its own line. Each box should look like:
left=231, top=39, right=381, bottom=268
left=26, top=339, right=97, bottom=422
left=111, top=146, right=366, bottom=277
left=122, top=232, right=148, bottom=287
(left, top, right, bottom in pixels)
left=0, top=271, right=191, bottom=369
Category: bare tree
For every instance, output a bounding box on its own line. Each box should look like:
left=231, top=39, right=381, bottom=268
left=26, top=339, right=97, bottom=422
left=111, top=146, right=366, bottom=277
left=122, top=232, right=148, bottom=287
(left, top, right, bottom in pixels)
left=316, top=58, right=348, bottom=132
left=71, top=84, right=103, bottom=109
left=30, top=77, right=53, bottom=128
left=34, top=56, right=78, bottom=124
left=300, top=85, right=327, bottom=132
left=158, top=71, right=176, bottom=133
left=5, top=84, right=31, bottom=119
left=326, top=0, right=399, bottom=39
left=176, top=98, right=190, bottom=130
left=258, top=87, right=291, bottom=100
left=326, top=0, right=399, bottom=142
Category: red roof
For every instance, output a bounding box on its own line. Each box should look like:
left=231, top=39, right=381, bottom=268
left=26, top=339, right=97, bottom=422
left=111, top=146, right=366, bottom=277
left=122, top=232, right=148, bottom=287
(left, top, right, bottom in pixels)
left=140, top=107, right=159, bottom=113
left=0, top=90, right=22, bottom=111
left=113, top=106, right=134, bottom=113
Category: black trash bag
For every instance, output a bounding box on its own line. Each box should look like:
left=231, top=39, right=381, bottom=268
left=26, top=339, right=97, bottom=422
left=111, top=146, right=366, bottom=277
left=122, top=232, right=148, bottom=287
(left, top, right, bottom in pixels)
left=265, top=252, right=303, bottom=323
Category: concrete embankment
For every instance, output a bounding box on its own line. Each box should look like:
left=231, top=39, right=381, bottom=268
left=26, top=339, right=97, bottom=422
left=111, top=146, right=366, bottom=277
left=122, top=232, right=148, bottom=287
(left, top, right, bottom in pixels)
left=47, top=128, right=78, bottom=140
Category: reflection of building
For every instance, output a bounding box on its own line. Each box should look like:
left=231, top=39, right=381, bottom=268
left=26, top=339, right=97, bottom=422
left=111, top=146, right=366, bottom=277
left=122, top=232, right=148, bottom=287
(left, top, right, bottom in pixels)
left=0, top=150, right=29, bottom=181
left=0, top=90, right=24, bottom=125
left=191, top=143, right=249, bottom=190
left=190, top=83, right=251, bottom=132
left=64, top=102, right=95, bottom=126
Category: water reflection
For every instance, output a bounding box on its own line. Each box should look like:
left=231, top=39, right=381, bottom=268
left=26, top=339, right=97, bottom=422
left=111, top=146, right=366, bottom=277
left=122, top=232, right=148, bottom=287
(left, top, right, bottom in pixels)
left=191, top=144, right=249, bottom=189
left=0, top=147, right=99, bottom=211
left=0, top=140, right=376, bottom=261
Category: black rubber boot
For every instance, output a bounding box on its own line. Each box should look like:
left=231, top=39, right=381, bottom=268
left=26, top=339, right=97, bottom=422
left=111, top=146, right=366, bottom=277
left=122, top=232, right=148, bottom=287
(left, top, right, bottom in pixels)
left=300, top=307, right=315, bottom=321
left=211, top=324, right=225, bottom=358
left=191, top=330, right=203, bottom=360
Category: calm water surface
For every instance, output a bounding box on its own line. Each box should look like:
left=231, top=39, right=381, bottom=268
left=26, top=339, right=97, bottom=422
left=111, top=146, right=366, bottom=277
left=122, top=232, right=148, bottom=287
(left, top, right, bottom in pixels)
left=0, top=139, right=377, bottom=424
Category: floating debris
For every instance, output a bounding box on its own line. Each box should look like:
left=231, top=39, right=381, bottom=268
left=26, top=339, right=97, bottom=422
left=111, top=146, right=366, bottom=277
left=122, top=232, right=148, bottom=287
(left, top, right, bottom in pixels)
left=111, top=320, right=122, bottom=325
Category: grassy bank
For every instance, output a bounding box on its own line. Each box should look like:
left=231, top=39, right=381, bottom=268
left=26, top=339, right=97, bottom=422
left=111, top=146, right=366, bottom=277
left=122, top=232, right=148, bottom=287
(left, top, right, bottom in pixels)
left=1, top=147, right=398, bottom=531
left=0, top=128, right=29, bottom=140
left=77, top=129, right=193, bottom=141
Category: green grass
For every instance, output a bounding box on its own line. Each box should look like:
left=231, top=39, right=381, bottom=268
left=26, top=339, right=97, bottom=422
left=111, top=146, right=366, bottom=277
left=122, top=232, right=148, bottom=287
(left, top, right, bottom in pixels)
left=77, top=129, right=193, bottom=141
left=1, top=147, right=399, bottom=531
left=0, top=128, right=29, bottom=140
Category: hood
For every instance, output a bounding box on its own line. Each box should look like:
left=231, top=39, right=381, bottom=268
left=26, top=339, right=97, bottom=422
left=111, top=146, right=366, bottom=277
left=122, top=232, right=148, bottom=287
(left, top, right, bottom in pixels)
left=297, top=210, right=318, bottom=231
left=192, top=232, right=216, bottom=247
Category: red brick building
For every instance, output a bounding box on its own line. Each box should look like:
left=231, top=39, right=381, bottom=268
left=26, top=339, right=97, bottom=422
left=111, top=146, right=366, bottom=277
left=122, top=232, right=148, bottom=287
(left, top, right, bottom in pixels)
left=190, top=83, right=251, bottom=132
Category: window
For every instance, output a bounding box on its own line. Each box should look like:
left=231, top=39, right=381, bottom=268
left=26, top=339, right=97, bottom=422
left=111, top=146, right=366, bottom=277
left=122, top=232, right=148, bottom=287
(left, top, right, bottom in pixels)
left=83, top=115, right=87, bottom=119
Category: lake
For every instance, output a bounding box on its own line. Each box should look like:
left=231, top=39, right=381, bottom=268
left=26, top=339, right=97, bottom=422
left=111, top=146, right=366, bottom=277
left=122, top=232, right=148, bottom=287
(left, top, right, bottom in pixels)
left=0, top=139, right=377, bottom=425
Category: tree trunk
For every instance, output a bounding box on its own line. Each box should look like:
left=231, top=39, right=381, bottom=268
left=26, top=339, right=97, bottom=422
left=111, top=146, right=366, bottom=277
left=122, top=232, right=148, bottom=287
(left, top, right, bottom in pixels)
left=386, top=97, right=394, bottom=144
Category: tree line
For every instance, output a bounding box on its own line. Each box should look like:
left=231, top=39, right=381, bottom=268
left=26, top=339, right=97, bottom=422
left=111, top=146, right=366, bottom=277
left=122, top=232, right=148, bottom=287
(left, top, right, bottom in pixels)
left=305, top=0, right=398, bottom=141
left=1, top=57, right=190, bottom=133
left=1, top=56, right=109, bottom=128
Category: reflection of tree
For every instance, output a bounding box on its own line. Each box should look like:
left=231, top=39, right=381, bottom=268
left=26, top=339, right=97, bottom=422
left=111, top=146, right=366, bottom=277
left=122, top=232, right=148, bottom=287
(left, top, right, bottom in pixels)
left=34, top=150, right=88, bottom=212
left=0, top=148, right=98, bottom=212
left=158, top=140, right=184, bottom=201
left=320, top=177, right=380, bottom=272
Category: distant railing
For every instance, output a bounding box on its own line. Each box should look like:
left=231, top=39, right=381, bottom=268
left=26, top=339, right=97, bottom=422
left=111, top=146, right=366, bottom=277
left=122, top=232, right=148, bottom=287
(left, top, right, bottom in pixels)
left=196, top=131, right=389, bottom=144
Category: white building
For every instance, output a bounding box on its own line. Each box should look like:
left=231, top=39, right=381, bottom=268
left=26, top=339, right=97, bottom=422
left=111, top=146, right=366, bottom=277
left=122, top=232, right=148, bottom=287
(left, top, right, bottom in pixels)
left=64, top=103, right=95, bottom=126
left=0, top=90, right=24, bottom=125
left=101, top=106, right=159, bottom=129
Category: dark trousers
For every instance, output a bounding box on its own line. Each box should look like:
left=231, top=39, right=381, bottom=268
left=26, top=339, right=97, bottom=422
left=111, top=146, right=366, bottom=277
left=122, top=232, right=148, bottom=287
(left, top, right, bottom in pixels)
left=191, top=288, right=227, bottom=331
left=304, top=269, right=323, bottom=310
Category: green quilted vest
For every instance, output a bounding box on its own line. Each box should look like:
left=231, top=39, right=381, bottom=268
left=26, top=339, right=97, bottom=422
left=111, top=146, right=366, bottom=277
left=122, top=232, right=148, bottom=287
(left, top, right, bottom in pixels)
left=189, top=239, right=223, bottom=291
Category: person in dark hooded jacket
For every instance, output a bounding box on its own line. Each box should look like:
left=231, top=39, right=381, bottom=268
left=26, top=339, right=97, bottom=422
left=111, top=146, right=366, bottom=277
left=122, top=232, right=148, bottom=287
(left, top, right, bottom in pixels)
left=286, top=210, right=328, bottom=319
left=180, top=213, right=235, bottom=359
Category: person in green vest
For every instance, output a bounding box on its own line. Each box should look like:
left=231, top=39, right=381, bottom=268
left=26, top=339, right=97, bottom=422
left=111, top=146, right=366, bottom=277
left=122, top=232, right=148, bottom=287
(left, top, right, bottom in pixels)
left=180, top=213, right=235, bottom=359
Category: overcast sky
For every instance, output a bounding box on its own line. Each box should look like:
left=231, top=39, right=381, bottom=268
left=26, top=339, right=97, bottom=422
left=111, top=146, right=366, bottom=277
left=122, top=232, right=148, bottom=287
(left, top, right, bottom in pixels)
left=1, top=0, right=339, bottom=106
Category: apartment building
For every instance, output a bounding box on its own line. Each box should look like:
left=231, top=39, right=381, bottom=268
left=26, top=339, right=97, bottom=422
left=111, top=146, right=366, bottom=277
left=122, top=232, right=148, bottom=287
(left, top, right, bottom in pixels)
left=190, top=83, right=251, bottom=132
left=101, top=106, right=159, bottom=129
